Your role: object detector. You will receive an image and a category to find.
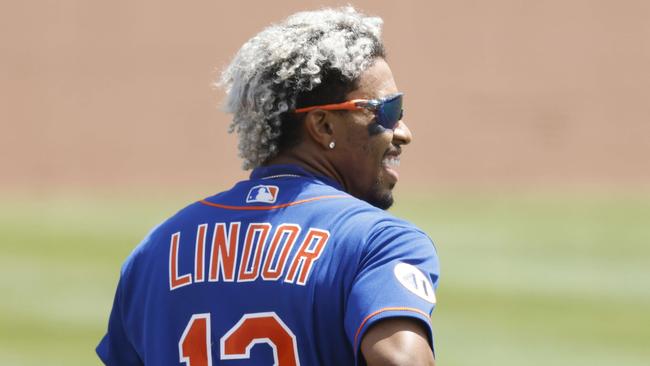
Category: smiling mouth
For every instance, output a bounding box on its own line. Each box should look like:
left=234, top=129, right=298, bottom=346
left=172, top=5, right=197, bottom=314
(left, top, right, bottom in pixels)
left=382, top=155, right=401, bottom=169
left=382, top=154, right=401, bottom=181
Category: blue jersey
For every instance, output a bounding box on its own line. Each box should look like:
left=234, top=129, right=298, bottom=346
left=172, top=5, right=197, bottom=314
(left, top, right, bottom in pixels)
left=97, top=164, right=440, bottom=366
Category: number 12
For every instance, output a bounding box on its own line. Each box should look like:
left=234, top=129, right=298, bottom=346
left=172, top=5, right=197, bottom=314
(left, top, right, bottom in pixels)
left=179, top=312, right=300, bottom=366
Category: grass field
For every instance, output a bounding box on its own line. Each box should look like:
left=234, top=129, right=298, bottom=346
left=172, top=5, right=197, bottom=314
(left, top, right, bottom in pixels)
left=0, top=191, right=648, bottom=365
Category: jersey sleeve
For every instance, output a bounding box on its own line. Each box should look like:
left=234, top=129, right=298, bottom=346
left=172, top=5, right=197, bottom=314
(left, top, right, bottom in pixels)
left=96, top=273, right=143, bottom=366
left=97, top=225, right=161, bottom=365
left=344, top=223, right=440, bottom=363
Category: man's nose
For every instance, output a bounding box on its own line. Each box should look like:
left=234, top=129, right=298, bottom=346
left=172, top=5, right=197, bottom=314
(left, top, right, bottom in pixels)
left=392, top=119, right=412, bottom=145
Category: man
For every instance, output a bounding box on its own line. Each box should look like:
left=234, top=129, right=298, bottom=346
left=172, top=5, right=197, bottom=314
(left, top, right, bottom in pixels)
left=97, top=7, right=439, bottom=365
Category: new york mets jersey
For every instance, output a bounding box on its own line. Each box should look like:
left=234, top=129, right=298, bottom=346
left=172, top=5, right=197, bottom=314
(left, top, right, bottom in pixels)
left=97, top=164, right=440, bottom=366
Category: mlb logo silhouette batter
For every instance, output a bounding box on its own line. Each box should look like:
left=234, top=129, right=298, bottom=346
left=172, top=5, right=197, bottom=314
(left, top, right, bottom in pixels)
left=246, top=185, right=279, bottom=203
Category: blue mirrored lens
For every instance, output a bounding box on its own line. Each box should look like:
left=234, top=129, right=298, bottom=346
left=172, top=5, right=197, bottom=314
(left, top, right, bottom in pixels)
left=377, top=93, right=403, bottom=129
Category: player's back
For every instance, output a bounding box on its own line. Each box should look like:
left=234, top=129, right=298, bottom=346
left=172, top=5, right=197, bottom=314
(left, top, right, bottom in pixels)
left=97, top=165, right=439, bottom=366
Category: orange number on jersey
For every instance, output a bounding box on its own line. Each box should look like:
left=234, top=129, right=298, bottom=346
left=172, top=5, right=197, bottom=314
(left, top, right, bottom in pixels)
left=220, top=312, right=300, bottom=366
left=179, top=312, right=300, bottom=366
left=179, top=313, right=213, bottom=366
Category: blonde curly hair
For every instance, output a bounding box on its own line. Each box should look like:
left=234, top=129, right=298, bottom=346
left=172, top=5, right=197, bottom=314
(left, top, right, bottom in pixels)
left=218, top=6, right=385, bottom=169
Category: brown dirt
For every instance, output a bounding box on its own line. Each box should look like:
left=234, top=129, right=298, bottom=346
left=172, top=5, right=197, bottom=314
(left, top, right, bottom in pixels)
left=2, top=1, right=649, bottom=193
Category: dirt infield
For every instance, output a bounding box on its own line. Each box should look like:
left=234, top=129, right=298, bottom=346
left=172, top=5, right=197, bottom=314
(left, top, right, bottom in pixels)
left=2, top=1, right=649, bottom=191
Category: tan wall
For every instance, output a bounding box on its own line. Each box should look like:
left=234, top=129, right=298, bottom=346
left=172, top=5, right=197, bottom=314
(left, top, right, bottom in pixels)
left=2, top=0, right=649, bottom=191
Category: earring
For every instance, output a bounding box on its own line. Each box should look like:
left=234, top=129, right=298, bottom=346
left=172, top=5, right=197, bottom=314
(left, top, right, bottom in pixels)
left=328, top=141, right=336, bottom=149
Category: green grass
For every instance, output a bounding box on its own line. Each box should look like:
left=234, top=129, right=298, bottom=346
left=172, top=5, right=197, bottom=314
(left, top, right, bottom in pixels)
left=0, top=191, right=648, bottom=365
left=392, top=193, right=650, bottom=366
left=0, top=193, right=188, bottom=366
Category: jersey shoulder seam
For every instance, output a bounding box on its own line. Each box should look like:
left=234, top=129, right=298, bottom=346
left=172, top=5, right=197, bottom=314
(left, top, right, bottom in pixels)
left=198, top=194, right=350, bottom=210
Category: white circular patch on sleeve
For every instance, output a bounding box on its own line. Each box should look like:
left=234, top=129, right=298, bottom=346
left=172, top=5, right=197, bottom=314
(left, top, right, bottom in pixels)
left=393, top=262, right=436, bottom=304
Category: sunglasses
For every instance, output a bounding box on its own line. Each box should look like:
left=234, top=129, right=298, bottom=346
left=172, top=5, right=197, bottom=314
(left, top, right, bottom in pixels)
left=294, top=92, right=404, bottom=130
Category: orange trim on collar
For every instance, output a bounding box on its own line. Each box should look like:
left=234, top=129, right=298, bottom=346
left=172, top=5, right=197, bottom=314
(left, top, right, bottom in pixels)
left=199, top=194, right=349, bottom=211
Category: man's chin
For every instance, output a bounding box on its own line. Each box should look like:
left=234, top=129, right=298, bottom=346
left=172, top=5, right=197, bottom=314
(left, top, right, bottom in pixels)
left=365, top=189, right=394, bottom=210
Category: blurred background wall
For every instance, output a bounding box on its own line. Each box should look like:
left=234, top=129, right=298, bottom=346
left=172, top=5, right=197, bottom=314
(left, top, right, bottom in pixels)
left=2, top=0, right=649, bottom=193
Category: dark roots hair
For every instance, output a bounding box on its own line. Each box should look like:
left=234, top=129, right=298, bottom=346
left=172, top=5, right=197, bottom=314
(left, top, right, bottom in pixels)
left=219, top=6, right=385, bottom=169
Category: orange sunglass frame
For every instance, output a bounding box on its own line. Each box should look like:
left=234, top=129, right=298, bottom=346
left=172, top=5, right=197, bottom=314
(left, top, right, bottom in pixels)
left=293, top=93, right=404, bottom=129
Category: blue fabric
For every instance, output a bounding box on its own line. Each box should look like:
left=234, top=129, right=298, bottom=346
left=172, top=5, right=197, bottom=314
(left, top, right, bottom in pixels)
left=97, top=164, right=439, bottom=365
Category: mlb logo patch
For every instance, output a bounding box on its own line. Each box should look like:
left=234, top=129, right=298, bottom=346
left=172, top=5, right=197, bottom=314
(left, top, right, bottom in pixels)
left=246, top=185, right=279, bottom=204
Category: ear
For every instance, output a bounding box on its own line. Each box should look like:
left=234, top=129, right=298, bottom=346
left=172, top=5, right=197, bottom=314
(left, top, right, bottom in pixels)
left=302, top=110, right=336, bottom=149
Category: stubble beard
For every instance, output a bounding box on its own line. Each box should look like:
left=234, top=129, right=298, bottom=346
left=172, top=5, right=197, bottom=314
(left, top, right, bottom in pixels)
left=364, top=179, right=395, bottom=210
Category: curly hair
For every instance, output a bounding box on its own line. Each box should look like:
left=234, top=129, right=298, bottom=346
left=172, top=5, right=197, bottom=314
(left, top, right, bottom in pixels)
left=218, top=6, right=386, bottom=169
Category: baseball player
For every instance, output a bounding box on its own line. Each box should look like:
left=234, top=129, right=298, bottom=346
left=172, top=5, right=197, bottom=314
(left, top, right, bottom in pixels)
left=97, top=7, right=439, bottom=366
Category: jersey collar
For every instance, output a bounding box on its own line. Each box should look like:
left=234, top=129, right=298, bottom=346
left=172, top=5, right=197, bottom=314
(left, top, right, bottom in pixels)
left=250, top=164, right=344, bottom=191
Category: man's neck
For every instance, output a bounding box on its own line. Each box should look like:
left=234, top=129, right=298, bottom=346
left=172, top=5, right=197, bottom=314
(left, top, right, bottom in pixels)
left=264, top=152, right=348, bottom=192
